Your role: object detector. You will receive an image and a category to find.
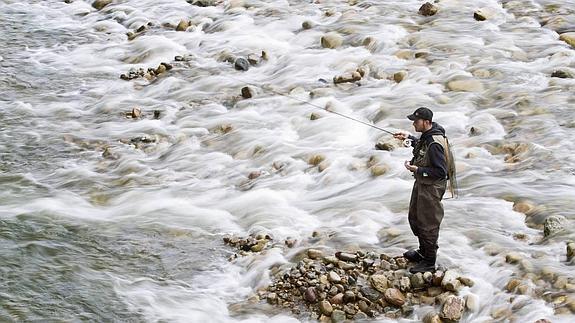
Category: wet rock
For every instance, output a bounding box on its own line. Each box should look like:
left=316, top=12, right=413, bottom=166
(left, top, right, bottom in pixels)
left=92, top=0, right=112, bottom=10
left=551, top=70, right=573, bottom=78
left=354, top=312, right=368, bottom=320
left=543, top=215, right=565, bottom=237
left=440, top=296, right=465, bottom=321
left=375, top=142, right=395, bottom=151
left=247, top=54, right=260, bottom=65
left=335, top=252, right=357, bottom=262
left=309, top=155, right=325, bottom=166
left=304, top=287, right=317, bottom=303
left=319, top=300, right=333, bottom=316
left=331, top=309, right=346, bottom=322
left=370, top=165, right=387, bottom=177
left=321, top=33, right=343, bottom=49
left=333, top=71, right=361, bottom=84
left=308, top=249, right=323, bottom=260
left=234, top=58, right=249, bottom=71
left=419, top=2, right=438, bottom=16
left=421, top=295, right=435, bottom=305
left=393, top=71, right=407, bottom=83
left=399, top=277, right=411, bottom=292
left=474, top=10, right=487, bottom=21
left=241, top=86, right=254, bottom=99
left=505, top=278, right=521, bottom=292
left=427, top=286, right=443, bottom=297
left=130, top=107, right=141, bottom=118
left=384, top=288, right=405, bottom=307
left=423, top=311, right=441, bottom=323
left=447, top=79, right=484, bottom=92
left=176, top=19, right=190, bottom=31
left=302, top=20, right=314, bottom=30
left=360, top=286, right=380, bottom=302
left=559, top=32, right=575, bottom=48
left=567, top=242, right=575, bottom=261
left=441, top=270, right=461, bottom=292
left=465, top=293, right=479, bottom=312
left=512, top=200, right=537, bottom=215
left=506, top=252, right=522, bottom=264
left=458, top=276, right=475, bottom=287
left=188, top=0, right=217, bottom=7
left=310, top=113, right=321, bottom=120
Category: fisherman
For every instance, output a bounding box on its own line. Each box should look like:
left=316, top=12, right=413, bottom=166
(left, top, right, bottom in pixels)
left=393, top=107, right=454, bottom=274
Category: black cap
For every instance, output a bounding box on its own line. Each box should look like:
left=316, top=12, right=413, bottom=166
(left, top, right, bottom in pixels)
left=407, top=107, right=433, bottom=121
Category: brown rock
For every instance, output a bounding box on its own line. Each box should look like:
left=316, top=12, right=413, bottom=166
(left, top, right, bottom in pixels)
left=131, top=107, right=142, bottom=118
left=308, top=249, right=323, bottom=260
left=505, top=278, right=521, bottom=292
left=384, top=288, right=405, bottom=307
left=319, top=300, right=333, bottom=316
left=321, top=33, right=343, bottom=49
left=176, top=19, right=190, bottom=31
left=441, top=270, right=461, bottom=292
left=567, top=242, right=575, bottom=261
left=305, top=287, right=318, bottom=303
left=559, top=32, right=575, bottom=48
left=458, top=276, right=475, bottom=287
left=92, top=0, right=112, bottom=10
left=241, top=86, right=253, bottom=99
left=393, top=71, right=407, bottom=83
left=419, top=2, right=438, bottom=16
left=423, top=311, right=442, bottom=323
left=330, top=293, right=344, bottom=305
left=440, top=296, right=465, bottom=321
left=302, top=21, right=314, bottom=30
left=370, top=275, right=388, bottom=293
left=474, top=11, right=487, bottom=21
left=335, top=252, right=357, bottom=262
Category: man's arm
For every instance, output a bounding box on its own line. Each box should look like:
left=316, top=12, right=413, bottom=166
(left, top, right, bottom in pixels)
left=416, top=143, right=447, bottom=179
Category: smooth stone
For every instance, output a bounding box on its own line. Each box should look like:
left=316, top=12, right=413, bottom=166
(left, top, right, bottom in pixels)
left=465, top=293, right=479, bottom=312
left=92, top=0, right=112, bottom=10
left=559, top=32, right=575, bottom=48
left=305, top=287, right=318, bottom=303
left=474, top=10, right=487, bottom=21
left=328, top=271, right=341, bottom=283
left=370, top=275, right=388, bottom=293
left=393, top=71, right=407, bottom=83
left=308, top=249, right=323, bottom=260
left=321, top=33, right=343, bottom=49
left=384, top=288, right=405, bottom=307
left=176, top=19, right=190, bottom=31
left=330, top=293, right=344, bottom=305
left=567, top=242, right=575, bottom=261
left=410, top=273, right=426, bottom=289
left=241, top=86, right=253, bottom=99
left=359, top=286, right=380, bottom=302
left=506, top=252, right=522, bottom=264
left=302, top=21, right=314, bottom=30
left=441, top=270, right=461, bottom=292
left=447, top=79, right=484, bottom=92
left=335, top=252, right=357, bottom=262
left=343, top=291, right=355, bottom=303
left=319, top=300, right=333, bottom=316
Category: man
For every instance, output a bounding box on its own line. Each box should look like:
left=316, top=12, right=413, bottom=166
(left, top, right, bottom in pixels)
left=393, top=107, right=452, bottom=274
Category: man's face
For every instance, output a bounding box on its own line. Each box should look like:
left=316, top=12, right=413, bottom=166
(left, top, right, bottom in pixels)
left=412, top=118, right=427, bottom=132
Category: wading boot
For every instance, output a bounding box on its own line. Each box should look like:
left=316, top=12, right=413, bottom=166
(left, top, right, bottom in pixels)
left=403, top=249, right=423, bottom=263
left=409, top=257, right=436, bottom=274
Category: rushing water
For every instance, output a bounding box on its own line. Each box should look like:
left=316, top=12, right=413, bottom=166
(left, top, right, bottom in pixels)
left=1, top=0, right=574, bottom=322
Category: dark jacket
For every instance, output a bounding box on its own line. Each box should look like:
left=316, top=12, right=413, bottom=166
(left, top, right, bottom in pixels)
left=408, top=122, right=448, bottom=180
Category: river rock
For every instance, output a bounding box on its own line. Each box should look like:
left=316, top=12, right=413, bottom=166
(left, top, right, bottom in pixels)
left=465, top=293, right=479, bottom=312
left=505, top=278, right=521, bottom=292
left=330, top=293, right=344, bottom=305
left=343, top=291, right=355, bottom=303
left=267, top=292, right=278, bottom=304
left=360, top=286, right=380, bottom=302
left=328, top=271, right=341, bottom=284
left=130, top=107, right=141, bottom=118
left=458, top=276, right=475, bottom=287
left=308, top=249, right=323, bottom=260
left=234, top=58, right=249, bottom=71
left=305, top=287, right=318, bottom=303
left=335, top=252, right=357, bottom=262
left=410, top=273, right=426, bottom=289
left=393, top=71, right=407, bottom=83
left=441, top=270, right=461, bottom=292
left=559, top=32, right=575, bottom=48
left=447, top=79, right=484, bottom=92
left=331, top=309, right=346, bottom=322
left=189, top=0, right=216, bottom=6
left=551, top=70, right=573, bottom=78
left=321, top=33, right=343, bottom=49
left=419, top=3, right=438, bottom=16
left=384, top=288, right=405, bottom=307
left=92, top=0, right=112, bottom=10
left=319, top=300, right=333, bottom=316
left=474, top=10, right=487, bottom=21
left=432, top=271, right=444, bottom=286
left=370, top=275, right=388, bottom=293
left=370, top=165, right=387, bottom=177
left=302, top=20, right=314, bottom=30
left=423, top=311, right=441, bottom=323
left=567, top=242, right=575, bottom=261
left=241, top=86, right=254, bottom=99
left=543, top=215, right=565, bottom=236
left=440, top=295, right=465, bottom=321
left=427, top=286, right=443, bottom=297
left=505, top=252, right=522, bottom=264
left=176, top=19, right=190, bottom=31
left=399, top=277, right=411, bottom=292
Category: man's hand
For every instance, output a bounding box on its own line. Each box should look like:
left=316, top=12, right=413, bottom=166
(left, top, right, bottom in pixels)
left=404, top=160, right=418, bottom=173
left=393, top=132, right=409, bottom=141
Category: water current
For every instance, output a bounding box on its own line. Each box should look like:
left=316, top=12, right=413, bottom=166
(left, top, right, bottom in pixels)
left=1, top=0, right=574, bottom=322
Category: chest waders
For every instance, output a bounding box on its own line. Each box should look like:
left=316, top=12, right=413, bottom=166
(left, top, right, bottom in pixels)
left=407, top=135, right=454, bottom=272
